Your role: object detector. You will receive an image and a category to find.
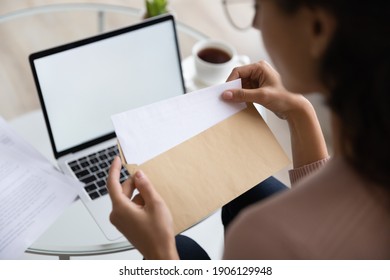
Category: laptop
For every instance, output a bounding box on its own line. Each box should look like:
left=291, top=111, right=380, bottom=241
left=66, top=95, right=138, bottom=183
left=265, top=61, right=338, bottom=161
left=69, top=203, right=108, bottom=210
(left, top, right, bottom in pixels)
left=29, top=14, right=185, bottom=241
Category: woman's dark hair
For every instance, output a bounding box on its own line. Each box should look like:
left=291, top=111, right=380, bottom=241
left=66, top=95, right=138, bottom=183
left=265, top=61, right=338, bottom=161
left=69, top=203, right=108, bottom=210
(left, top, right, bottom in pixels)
left=275, top=0, right=390, bottom=187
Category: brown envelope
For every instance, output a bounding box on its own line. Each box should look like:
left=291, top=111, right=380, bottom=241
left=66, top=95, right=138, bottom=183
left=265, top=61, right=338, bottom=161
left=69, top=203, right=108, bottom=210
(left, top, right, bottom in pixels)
left=120, top=103, right=290, bottom=234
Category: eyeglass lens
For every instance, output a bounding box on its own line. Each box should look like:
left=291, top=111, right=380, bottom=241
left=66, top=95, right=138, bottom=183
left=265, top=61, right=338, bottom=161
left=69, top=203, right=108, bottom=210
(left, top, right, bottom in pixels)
left=222, top=0, right=257, bottom=31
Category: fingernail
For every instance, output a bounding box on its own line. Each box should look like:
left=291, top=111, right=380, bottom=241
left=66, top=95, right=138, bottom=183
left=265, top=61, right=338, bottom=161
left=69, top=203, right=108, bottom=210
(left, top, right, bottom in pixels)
left=222, top=91, right=233, bottom=100
left=135, top=170, right=145, bottom=179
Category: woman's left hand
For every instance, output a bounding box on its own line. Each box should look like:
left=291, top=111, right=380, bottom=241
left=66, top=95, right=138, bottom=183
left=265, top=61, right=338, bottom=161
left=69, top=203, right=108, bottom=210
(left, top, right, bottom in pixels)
left=107, top=157, right=179, bottom=259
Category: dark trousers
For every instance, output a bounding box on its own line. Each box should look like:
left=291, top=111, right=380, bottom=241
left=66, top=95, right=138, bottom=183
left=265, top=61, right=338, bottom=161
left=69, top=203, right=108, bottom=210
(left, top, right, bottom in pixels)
left=175, top=176, right=288, bottom=260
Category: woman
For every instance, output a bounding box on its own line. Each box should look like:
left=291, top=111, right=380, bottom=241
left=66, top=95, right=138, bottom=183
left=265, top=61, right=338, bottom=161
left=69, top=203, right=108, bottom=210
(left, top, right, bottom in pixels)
left=107, top=0, right=390, bottom=259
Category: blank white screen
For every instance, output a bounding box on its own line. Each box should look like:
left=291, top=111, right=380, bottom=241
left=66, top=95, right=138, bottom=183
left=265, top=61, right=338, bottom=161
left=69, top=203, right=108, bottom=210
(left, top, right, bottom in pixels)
left=34, top=20, right=183, bottom=153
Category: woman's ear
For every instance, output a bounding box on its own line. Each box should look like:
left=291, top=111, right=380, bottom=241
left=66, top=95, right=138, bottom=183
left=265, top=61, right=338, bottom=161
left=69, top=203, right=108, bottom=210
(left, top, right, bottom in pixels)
left=309, top=9, right=337, bottom=58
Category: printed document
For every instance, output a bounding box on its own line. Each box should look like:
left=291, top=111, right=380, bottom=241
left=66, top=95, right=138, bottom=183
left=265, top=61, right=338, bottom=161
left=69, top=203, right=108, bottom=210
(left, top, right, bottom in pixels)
left=0, top=117, right=79, bottom=259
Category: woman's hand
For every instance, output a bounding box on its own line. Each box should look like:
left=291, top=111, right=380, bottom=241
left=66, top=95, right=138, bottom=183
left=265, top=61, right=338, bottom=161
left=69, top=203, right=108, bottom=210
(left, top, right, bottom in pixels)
left=107, top=157, right=179, bottom=260
left=222, top=60, right=328, bottom=169
left=222, top=60, right=310, bottom=121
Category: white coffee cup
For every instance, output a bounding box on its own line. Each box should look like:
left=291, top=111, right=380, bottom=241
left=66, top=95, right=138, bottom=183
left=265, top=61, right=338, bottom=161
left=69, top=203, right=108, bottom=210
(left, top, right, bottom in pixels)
left=192, top=39, right=250, bottom=86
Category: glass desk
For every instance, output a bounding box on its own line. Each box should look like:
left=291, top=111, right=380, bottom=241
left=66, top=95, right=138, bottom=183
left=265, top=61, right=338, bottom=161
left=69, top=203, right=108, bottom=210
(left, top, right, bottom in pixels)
left=1, top=3, right=208, bottom=260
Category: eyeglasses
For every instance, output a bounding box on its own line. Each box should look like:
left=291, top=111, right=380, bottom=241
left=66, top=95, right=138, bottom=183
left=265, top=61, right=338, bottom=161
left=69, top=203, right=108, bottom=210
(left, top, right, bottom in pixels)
left=222, top=0, right=257, bottom=31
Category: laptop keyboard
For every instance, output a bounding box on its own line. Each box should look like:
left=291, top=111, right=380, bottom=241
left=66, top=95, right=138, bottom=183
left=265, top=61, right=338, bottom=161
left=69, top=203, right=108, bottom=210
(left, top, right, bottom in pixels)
left=67, top=145, right=130, bottom=200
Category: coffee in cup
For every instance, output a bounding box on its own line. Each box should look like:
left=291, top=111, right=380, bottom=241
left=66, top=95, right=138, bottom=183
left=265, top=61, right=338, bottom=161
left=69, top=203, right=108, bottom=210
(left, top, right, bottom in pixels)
left=197, top=47, right=232, bottom=64
left=192, top=39, right=250, bottom=85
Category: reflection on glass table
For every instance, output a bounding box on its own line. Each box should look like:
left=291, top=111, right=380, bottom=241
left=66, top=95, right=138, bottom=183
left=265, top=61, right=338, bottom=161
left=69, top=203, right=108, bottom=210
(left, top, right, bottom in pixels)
left=1, top=3, right=208, bottom=260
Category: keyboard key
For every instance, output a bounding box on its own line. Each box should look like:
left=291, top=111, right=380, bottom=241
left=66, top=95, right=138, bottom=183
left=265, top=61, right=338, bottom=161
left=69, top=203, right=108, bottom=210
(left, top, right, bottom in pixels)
left=80, top=161, right=90, bottom=168
left=89, top=157, right=99, bottom=164
left=85, top=183, right=97, bottom=193
left=99, top=154, right=108, bottom=160
left=75, top=169, right=90, bottom=179
left=99, top=162, right=108, bottom=169
left=96, top=180, right=105, bottom=187
left=70, top=164, right=81, bottom=172
left=98, top=188, right=108, bottom=196
left=90, top=165, right=99, bottom=173
left=97, top=171, right=106, bottom=178
left=89, top=152, right=98, bottom=158
left=89, top=191, right=100, bottom=200
left=81, top=174, right=96, bottom=184
left=122, top=168, right=130, bottom=176
left=108, top=151, right=116, bottom=157
left=108, top=146, right=116, bottom=152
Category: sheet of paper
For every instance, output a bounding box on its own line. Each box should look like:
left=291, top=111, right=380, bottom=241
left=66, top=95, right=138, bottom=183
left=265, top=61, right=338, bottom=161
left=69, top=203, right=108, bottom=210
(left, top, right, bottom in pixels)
left=0, top=118, right=79, bottom=259
left=111, top=79, right=245, bottom=165
left=0, top=118, right=49, bottom=166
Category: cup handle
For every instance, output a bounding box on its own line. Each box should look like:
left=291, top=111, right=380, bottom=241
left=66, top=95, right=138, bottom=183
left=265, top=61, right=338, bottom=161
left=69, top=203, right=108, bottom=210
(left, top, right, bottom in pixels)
left=237, top=55, right=250, bottom=66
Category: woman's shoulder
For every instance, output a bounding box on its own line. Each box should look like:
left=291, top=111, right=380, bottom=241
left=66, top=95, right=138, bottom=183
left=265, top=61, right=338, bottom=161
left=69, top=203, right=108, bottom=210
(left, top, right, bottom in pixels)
left=224, top=157, right=390, bottom=259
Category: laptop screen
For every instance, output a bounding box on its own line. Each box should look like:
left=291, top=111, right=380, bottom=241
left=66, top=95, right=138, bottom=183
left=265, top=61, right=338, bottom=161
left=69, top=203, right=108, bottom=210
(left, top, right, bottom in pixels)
left=30, top=15, right=185, bottom=158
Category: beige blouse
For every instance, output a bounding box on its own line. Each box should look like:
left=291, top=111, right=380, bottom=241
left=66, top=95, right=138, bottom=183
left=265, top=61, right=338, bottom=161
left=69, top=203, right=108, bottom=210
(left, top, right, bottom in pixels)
left=223, top=157, right=390, bottom=259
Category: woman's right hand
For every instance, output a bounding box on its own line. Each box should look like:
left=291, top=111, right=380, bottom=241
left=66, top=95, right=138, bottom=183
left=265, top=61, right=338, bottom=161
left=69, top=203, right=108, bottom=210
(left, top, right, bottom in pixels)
left=222, top=60, right=310, bottom=121
left=222, top=60, right=329, bottom=169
